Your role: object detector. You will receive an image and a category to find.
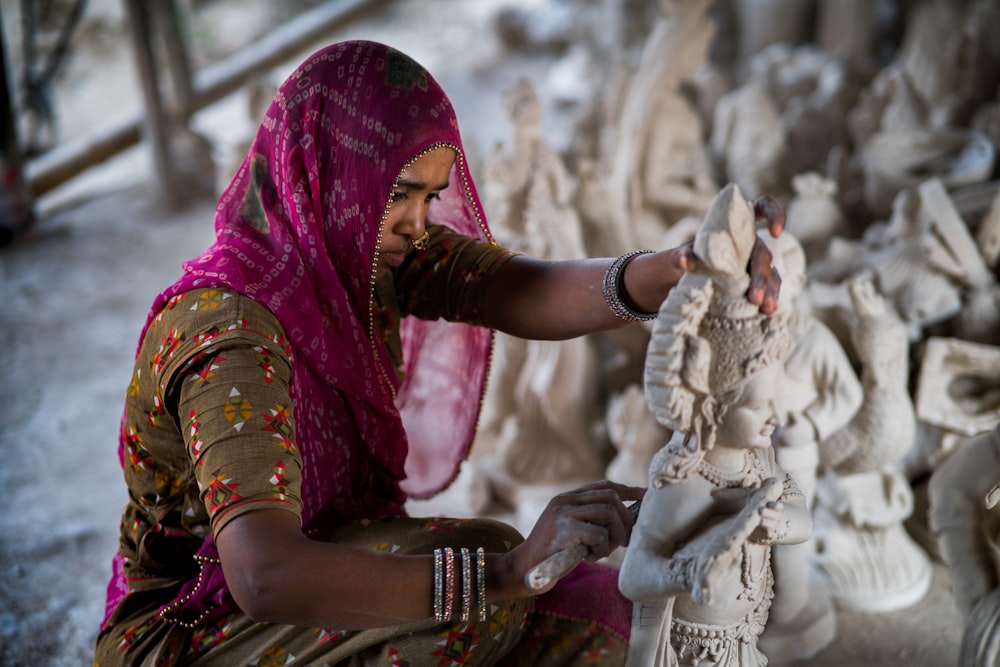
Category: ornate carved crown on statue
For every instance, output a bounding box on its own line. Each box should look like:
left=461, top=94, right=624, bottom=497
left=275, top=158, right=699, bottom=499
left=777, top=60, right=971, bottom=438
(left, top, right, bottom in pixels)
left=643, top=184, right=789, bottom=442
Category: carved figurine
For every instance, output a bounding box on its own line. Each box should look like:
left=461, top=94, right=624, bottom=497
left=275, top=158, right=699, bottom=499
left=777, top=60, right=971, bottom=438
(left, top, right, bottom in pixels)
left=913, top=336, right=1000, bottom=473
left=608, top=0, right=719, bottom=250
left=784, top=172, right=847, bottom=263
left=806, top=181, right=973, bottom=343
left=928, top=422, right=1000, bottom=667
left=758, top=232, right=862, bottom=663
left=813, top=277, right=932, bottom=613
left=710, top=66, right=788, bottom=202
left=618, top=184, right=812, bottom=667
left=607, top=383, right=673, bottom=489
left=474, top=78, right=606, bottom=533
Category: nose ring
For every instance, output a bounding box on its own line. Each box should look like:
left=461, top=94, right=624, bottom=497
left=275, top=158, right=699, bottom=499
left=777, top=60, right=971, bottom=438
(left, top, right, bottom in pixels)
left=411, top=230, right=431, bottom=251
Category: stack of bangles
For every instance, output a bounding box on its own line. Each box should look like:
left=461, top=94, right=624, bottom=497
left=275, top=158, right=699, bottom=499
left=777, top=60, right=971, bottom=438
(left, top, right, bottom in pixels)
left=603, top=250, right=658, bottom=322
left=433, top=547, right=487, bottom=623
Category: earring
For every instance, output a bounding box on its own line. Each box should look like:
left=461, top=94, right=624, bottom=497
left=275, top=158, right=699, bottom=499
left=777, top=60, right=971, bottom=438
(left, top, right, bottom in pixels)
left=411, top=230, right=431, bottom=251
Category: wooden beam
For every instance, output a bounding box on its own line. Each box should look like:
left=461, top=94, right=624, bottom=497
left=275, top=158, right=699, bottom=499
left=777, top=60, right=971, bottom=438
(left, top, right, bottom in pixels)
left=124, top=0, right=184, bottom=208
left=26, top=0, right=393, bottom=198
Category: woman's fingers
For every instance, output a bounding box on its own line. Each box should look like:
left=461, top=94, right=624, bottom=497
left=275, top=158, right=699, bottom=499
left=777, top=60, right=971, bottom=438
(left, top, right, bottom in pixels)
left=542, top=481, right=645, bottom=550
left=553, top=483, right=644, bottom=534
left=561, top=502, right=629, bottom=551
left=754, top=194, right=786, bottom=238
left=671, top=242, right=697, bottom=273
left=747, top=237, right=780, bottom=315
left=748, top=194, right=786, bottom=314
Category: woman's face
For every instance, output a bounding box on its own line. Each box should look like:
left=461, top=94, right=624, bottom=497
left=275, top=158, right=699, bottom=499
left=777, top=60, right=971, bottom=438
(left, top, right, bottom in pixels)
left=375, top=146, right=456, bottom=279
left=716, top=364, right=781, bottom=450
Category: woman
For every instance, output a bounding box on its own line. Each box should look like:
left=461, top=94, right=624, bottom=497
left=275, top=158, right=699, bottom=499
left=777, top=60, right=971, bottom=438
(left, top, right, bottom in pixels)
left=95, top=40, right=784, bottom=666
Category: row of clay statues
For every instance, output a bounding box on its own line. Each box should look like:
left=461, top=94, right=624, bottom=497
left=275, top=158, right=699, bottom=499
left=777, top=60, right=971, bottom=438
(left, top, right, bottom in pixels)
left=401, top=0, right=1000, bottom=664
left=615, top=183, right=944, bottom=665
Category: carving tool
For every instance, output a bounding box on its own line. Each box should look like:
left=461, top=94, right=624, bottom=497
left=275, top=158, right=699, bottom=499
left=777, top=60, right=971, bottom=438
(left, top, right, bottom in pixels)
left=524, top=499, right=642, bottom=592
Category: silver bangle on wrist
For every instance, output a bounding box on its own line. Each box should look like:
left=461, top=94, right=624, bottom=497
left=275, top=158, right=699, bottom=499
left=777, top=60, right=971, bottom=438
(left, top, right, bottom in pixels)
left=603, top=250, right=657, bottom=322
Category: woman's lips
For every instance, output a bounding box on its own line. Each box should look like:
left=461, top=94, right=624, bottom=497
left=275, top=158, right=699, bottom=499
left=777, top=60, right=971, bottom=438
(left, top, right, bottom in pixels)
left=381, top=250, right=407, bottom=268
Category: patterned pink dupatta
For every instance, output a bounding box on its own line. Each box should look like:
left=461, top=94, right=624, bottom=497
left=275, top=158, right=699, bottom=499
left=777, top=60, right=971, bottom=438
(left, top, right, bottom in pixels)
left=104, top=40, right=496, bottom=626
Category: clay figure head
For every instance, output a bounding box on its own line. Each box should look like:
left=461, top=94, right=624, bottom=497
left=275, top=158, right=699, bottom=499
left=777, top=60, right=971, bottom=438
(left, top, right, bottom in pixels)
left=643, top=184, right=788, bottom=473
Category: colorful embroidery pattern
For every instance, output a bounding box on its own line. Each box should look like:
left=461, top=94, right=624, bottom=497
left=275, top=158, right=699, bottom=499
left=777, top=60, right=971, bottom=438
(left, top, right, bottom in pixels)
left=187, top=409, right=205, bottom=461
left=387, top=646, right=411, bottom=666
left=270, top=461, right=291, bottom=501
left=262, top=404, right=295, bottom=452
left=251, top=645, right=295, bottom=666
left=126, top=368, right=141, bottom=398
left=205, top=470, right=242, bottom=514
left=188, top=354, right=225, bottom=386
left=223, top=388, right=253, bottom=431
left=193, top=290, right=231, bottom=310
left=255, top=346, right=277, bottom=384
left=433, top=626, right=481, bottom=666
left=152, top=328, right=183, bottom=375
left=123, top=424, right=153, bottom=472
left=191, top=618, right=234, bottom=656
left=145, top=394, right=167, bottom=428
left=422, top=517, right=464, bottom=535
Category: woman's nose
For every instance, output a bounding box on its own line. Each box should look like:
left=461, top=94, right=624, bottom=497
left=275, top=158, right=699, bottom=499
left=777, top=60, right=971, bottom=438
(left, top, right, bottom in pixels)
left=397, top=202, right=427, bottom=237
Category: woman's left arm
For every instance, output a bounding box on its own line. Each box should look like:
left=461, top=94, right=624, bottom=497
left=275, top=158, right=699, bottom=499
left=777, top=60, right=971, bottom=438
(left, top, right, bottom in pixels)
left=482, top=196, right=786, bottom=340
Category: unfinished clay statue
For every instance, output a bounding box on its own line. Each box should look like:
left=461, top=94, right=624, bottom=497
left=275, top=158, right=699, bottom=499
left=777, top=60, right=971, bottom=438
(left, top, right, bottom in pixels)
left=928, top=422, right=1000, bottom=667
left=574, top=158, right=635, bottom=259
left=895, top=0, right=1000, bottom=130
left=816, top=0, right=879, bottom=67
left=861, top=128, right=996, bottom=218
left=784, top=172, right=847, bottom=263
left=758, top=232, right=862, bottom=663
left=483, top=77, right=572, bottom=240
left=619, top=184, right=811, bottom=667
left=710, top=67, right=787, bottom=201
left=913, top=337, right=1000, bottom=470
left=732, top=0, right=813, bottom=65
left=474, top=78, right=607, bottom=533
left=607, top=383, right=672, bottom=489
left=813, top=277, right=932, bottom=613
left=753, top=44, right=857, bottom=181
left=806, top=180, right=978, bottom=342
left=608, top=0, right=719, bottom=249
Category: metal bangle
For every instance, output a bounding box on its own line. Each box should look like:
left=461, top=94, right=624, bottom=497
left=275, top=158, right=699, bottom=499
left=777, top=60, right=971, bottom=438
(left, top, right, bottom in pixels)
left=433, top=548, right=444, bottom=622
left=602, top=250, right=657, bottom=322
left=460, top=547, right=472, bottom=622
left=476, top=547, right=487, bottom=622
left=443, top=547, right=455, bottom=621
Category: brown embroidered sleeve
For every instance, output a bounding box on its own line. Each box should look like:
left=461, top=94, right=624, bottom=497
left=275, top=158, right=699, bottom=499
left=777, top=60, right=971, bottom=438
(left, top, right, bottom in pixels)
left=391, top=223, right=515, bottom=324
left=175, top=341, right=303, bottom=538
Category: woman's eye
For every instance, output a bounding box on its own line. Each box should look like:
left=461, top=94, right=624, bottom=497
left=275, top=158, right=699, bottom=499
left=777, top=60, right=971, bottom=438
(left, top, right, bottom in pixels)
left=426, top=192, right=441, bottom=203
left=391, top=191, right=406, bottom=202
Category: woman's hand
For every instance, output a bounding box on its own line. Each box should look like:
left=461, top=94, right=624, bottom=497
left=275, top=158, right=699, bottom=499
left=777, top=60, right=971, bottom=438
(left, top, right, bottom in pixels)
left=747, top=195, right=786, bottom=315
left=623, top=194, right=786, bottom=317
left=502, top=480, right=645, bottom=596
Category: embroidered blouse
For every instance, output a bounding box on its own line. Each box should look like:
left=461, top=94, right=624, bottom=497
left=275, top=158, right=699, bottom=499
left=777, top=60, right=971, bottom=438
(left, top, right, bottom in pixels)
left=118, top=226, right=513, bottom=594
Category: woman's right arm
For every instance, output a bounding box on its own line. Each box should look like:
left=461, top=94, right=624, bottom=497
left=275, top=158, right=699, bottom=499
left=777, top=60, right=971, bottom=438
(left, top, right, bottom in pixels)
left=216, top=508, right=521, bottom=628
left=216, top=481, right=644, bottom=629
left=172, top=339, right=507, bottom=630
left=179, top=340, right=643, bottom=630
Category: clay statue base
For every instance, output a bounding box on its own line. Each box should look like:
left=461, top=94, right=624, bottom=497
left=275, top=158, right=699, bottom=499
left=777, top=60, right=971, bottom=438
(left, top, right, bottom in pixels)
left=812, top=496, right=932, bottom=613
left=961, top=587, right=1000, bottom=667
left=757, top=586, right=836, bottom=664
